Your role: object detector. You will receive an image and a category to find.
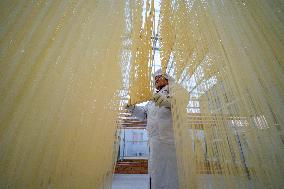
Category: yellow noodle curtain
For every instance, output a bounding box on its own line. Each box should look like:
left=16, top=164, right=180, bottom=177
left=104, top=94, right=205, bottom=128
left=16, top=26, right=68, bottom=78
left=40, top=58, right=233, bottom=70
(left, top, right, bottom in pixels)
left=0, top=1, right=125, bottom=188
left=160, top=0, right=284, bottom=188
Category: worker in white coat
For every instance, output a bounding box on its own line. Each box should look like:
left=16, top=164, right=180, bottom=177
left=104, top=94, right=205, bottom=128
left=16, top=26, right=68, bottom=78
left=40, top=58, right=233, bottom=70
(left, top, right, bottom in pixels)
left=125, top=69, right=179, bottom=189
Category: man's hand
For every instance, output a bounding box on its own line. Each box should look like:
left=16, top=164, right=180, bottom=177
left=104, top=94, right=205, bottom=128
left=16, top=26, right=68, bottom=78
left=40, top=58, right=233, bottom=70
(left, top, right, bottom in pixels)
left=152, top=93, right=171, bottom=108
left=123, top=100, right=135, bottom=110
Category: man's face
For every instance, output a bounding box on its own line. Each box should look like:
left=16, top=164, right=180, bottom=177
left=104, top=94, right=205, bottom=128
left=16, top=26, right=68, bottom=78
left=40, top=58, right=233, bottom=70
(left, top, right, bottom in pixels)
left=155, top=75, right=168, bottom=90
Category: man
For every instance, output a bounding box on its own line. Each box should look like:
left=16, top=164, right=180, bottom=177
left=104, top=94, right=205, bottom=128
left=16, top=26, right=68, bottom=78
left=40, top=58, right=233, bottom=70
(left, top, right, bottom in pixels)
left=125, top=69, right=179, bottom=189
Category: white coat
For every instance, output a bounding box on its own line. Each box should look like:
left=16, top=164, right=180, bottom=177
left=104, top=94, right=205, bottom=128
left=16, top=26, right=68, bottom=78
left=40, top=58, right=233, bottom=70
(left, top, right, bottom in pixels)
left=130, top=85, right=179, bottom=189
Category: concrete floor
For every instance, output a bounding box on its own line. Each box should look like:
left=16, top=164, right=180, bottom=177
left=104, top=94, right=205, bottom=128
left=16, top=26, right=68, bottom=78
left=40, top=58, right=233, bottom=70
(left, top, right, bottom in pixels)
left=111, top=174, right=149, bottom=189
left=111, top=174, right=264, bottom=189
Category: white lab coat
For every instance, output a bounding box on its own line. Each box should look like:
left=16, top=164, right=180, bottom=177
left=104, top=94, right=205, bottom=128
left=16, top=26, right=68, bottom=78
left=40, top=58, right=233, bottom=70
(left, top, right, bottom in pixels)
left=130, top=85, right=179, bottom=189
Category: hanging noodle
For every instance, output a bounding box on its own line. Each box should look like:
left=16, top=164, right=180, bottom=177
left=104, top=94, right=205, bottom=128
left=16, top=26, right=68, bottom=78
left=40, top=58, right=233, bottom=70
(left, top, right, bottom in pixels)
left=0, top=1, right=126, bottom=188
left=128, top=0, right=155, bottom=105
left=159, top=0, right=284, bottom=188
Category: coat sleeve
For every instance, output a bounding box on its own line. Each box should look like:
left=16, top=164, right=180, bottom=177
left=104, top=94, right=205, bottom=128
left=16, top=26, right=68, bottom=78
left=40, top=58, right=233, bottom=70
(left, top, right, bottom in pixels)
left=128, top=104, right=148, bottom=121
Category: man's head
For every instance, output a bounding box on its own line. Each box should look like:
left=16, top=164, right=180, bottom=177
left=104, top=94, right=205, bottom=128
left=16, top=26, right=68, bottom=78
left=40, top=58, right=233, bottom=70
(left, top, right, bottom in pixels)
left=154, top=69, right=169, bottom=90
